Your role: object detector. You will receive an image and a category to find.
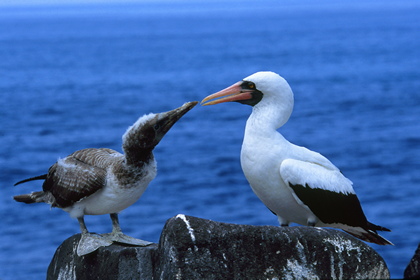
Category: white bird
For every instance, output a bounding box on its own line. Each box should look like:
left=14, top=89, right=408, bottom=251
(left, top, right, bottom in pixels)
left=201, top=72, right=392, bottom=245
left=14, top=101, right=198, bottom=255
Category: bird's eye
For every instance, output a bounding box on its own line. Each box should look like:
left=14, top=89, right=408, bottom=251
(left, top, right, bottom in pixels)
left=153, top=124, right=160, bottom=130
left=247, top=82, right=255, bottom=89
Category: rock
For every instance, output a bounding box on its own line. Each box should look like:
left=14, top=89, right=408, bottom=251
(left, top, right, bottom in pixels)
left=156, top=215, right=389, bottom=280
left=404, top=243, right=420, bottom=279
left=47, top=234, right=158, bottom=280
left=47, top=215, right=390, bottom=279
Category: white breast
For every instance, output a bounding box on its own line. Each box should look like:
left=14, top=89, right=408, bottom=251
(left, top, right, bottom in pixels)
left=240, top=129, right=317, bottom=225
left=65, top=161, right=157, bottom=218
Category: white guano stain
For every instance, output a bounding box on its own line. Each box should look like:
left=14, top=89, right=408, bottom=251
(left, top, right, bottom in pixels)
left=57, top=260, right=76, bottom=280
left=176, top=214, right=199, bottom=251
left=325, top=237, right=362, bottom=279
left=283, top=259, right=320, bottom=280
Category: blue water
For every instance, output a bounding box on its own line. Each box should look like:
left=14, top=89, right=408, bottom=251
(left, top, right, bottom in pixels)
left=1, top=1, right=419, bottom=279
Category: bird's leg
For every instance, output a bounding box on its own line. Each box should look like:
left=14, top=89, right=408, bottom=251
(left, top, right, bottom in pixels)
left=110, top=213, right=123, bottom=234
left=278, top=216, right=289, bottom=227
left=76, top=216, right=112, bottom=256
left=307, top=219, right=317, bottom=227
left=78, top=217, right=89, bottom=234
left=101, top=213, right=153, bottom=246
left=308, top=221, right=316, bottom=227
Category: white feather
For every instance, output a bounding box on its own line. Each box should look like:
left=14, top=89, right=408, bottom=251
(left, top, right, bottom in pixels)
left=239, top=72, right=357, bottom=226
left=280, top=159, right=355, bottom=195
left=65, top=161, right=157, bottom=218
left=210, top=71, right=391, bottom=243
left=122, top=113, right=156, bottom=143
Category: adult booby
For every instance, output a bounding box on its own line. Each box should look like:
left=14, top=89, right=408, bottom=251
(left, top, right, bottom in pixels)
left=201, top=72, right=392, bottom=245
left=14, top=101, right=198, bottom=255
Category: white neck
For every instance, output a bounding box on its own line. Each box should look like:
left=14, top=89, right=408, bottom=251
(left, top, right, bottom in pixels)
left=247, top=95, right=293, bottom=134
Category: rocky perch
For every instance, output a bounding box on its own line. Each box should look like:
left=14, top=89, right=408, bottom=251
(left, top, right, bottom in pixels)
left=405, top=243, right=420, bottom=279
left=47, top=215, right=390, bottom=279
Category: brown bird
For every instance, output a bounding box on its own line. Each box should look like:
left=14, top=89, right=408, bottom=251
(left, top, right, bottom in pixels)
left=14, top=101, right=198, bottom=255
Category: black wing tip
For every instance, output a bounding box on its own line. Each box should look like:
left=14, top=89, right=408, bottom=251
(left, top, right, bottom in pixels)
left=368, top=222, right=391, bottom=232
left=343, top=228, right=393, bottom=246
left=366, top=230, right=394, bottom=245
left=14, top=174, right=48, bottom=186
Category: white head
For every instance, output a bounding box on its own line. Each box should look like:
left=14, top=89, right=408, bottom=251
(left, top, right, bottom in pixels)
left=201, top=71, right=294, bottom=129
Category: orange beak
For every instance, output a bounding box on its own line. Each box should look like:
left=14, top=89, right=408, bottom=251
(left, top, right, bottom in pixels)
left=201, top=81, right=254, bottom=106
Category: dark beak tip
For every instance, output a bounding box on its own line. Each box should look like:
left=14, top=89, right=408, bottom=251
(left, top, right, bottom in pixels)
left=186, top=101, right=199, bottom=108
left=180, top=101, right=199, bottom=113
left=170, top=101, right=199, bottom=119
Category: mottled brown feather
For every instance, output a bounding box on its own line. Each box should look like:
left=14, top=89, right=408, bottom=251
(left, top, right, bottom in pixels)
left=42, top=148, right=123, bottom=208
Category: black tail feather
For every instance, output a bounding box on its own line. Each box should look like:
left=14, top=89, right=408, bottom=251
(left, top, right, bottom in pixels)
left=14, top=174, right=47, bottom=186
left=368, top=222, right=391, bottom=232
left=343, top=225, right=393, bottom=246
left=13, top=191, right=45, bottom=204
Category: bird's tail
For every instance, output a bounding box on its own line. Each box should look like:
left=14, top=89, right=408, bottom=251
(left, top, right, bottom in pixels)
left=14, top=191, right=46, bottom=204
left=343, top=222, right=393, bottom=245
left=14, top=174, right=47, bottom=186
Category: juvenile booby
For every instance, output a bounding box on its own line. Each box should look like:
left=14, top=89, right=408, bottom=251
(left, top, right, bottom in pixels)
left=14, top=101, right=198, bottom=255
left=201, top=72, right=392, bottom=245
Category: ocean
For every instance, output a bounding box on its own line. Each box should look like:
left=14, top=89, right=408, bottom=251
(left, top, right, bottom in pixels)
left=0, top=0, right=419, bottom=278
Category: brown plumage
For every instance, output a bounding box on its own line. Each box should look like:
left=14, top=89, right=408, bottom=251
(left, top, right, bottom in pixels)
left=14, top=101, right=198, bottom=255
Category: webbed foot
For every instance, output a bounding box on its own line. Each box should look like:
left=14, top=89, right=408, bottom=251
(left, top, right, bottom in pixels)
left=102, top=232, right=153, bottom=246
left=77, top=232, right=113, bottom=256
